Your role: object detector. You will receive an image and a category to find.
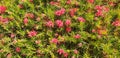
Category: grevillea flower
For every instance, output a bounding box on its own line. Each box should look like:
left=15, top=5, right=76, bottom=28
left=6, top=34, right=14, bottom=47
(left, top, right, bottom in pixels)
left=65, top=19, right=71, bottom=26
left=95, top=5, right=109, bottom=17
left=28, top=30, right=37, bottom=37
left=112, top=20, right=120, bottom=27
left=97, top=29, right=107, bottom=35
left=95, top=10, right=103, bottom=17
left=57, top=49, right=65, bottom=55
left=16, top=47, right=21, bottom=52
left=87, top=0, right=94, bottom=4
left=95, top=5, right=102, bottom=11
left=18, top=4, right=23, bottom=9
left=0, top=17, right=9, bottom=24
left=25, top=13, right=34, bottom=19
left=92, top=29, right=96, bottom=33
left=55, top=8, right=65, bottom=16
left=66, top=0, right=71, bottom=4
left=50, top=1, right=59, bottom=6
left=77, top=17, right=85, bottom=22
left=50, top=38, right=59, bottom=44
left=66, top=27, right=71, bottom=33
left=23, top=18, right=28, bottom=25
left=46, top=20, right=54, bottom=27
left=35, top=40, right=41, bottom=44
left=0, top=6, right=7, bottom=14
left=55, top=20, right=63, bottom=28
left=2, top=18, right=9, bottom=24
left=109, top=2, right=115, bottom=6
left=10, top=33, right=15, bottom=38
left=74, top=34, right=81, bottom=39
left=73, top=49, right=78, bottom=54
left=63, top=52, right=68, bottom=58
left=69, top=8, right=77, bottom=17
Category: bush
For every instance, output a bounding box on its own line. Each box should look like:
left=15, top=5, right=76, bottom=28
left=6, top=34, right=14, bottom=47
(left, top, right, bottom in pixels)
left=0, top=0, right=120, bottom=58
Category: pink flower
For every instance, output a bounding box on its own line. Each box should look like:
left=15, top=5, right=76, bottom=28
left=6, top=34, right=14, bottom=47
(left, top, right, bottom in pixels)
left=87, top=0, right=94, bottom=4
left=74, top=49, right=78, bottom=54
left=65, top=19, right=71, bottom=26
left=18, top=4, right=23, bottom=9
left=28, top=30, right=37, bottom=37
left=16, top=47, right=21, bottom=52
left=55, top=8, right=65, bottom=16
left=46, top=20, right=54, bottom=27
left=95, top=5, right=109, bottom=17
left=50, top=1, right=59, bottom=6
left=63, top=52, right=68, bottom=58
left=102, top=6, right=109, bottom=12
left=1, top=18, right=9, bottom=24
left=66, top=27, right=71, bottom=33
left=25, top=13, right=34, bottom=19
left=109, top=2, right=115, bottom=6
left=112, top=19, right=120, bottom=27
left=10, top=33, right=15, bottom=38
left=57, top=49, right=65, bottom=55
left=23, top=18, right=28, bottom=25
left=0, top=17, right=9, bottom=24
left=77, top=17, right=85, bottom=22
left=66, top=0, right=71, bottom=4
left=0, top=6, right=7, bottom=14
left=74, top=34, right=81, bottom=39
left=69, top=8, right=77, bottom=17
left=55, top=20, right=63, bottom=28
left=50, top=38, right=59, bottom=44
left=95, top=5, right=102, bottom=11
left=95, top=10, right=103, bottom=17
left=92, top=29, right=96, bottom=33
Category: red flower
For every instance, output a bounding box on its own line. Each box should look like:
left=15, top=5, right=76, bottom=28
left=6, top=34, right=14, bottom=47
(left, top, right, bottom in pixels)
left=28, top=30, right=37, bottom=37
left=16, top=47, right=21, bottom=52
left=95, top=10, right=103, bottom=17
left=18, top=4, right=23, bottom=9
left=57, top=49, right=65, bottom=55
left=95, top=5, right=102, bottom=11
left=0, top=6, right=7, bottom=14
left=63, top=52, right=68, bottom=58
left=112, top=19, right=120, bottom=27
left=109, top=2, right=115, bottom=6
left=55, top=20, right=63, bottom=28
left=55, top=8, right=65, bottom=16
left=69, top=8, right=77, bottom=17
left=23, top=18, right=28, bottom=25
left=50, top=1, right=59, bottom=6
left=74, top=34, right=81, bottom=39
left=65, top=19, right=71, bottom=26
left=66, top=27, right=71, bottom=33
left=25, top=13, right=34, bottom=19
left=77, top=17, right=85, bottom=22
left=87, top=0, right=94, bottom=4
left=2, top=18, right=9, bottom=24
left=50, top=38, right=59, bottom=44
left=46, top=20, right=54, bottom=27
